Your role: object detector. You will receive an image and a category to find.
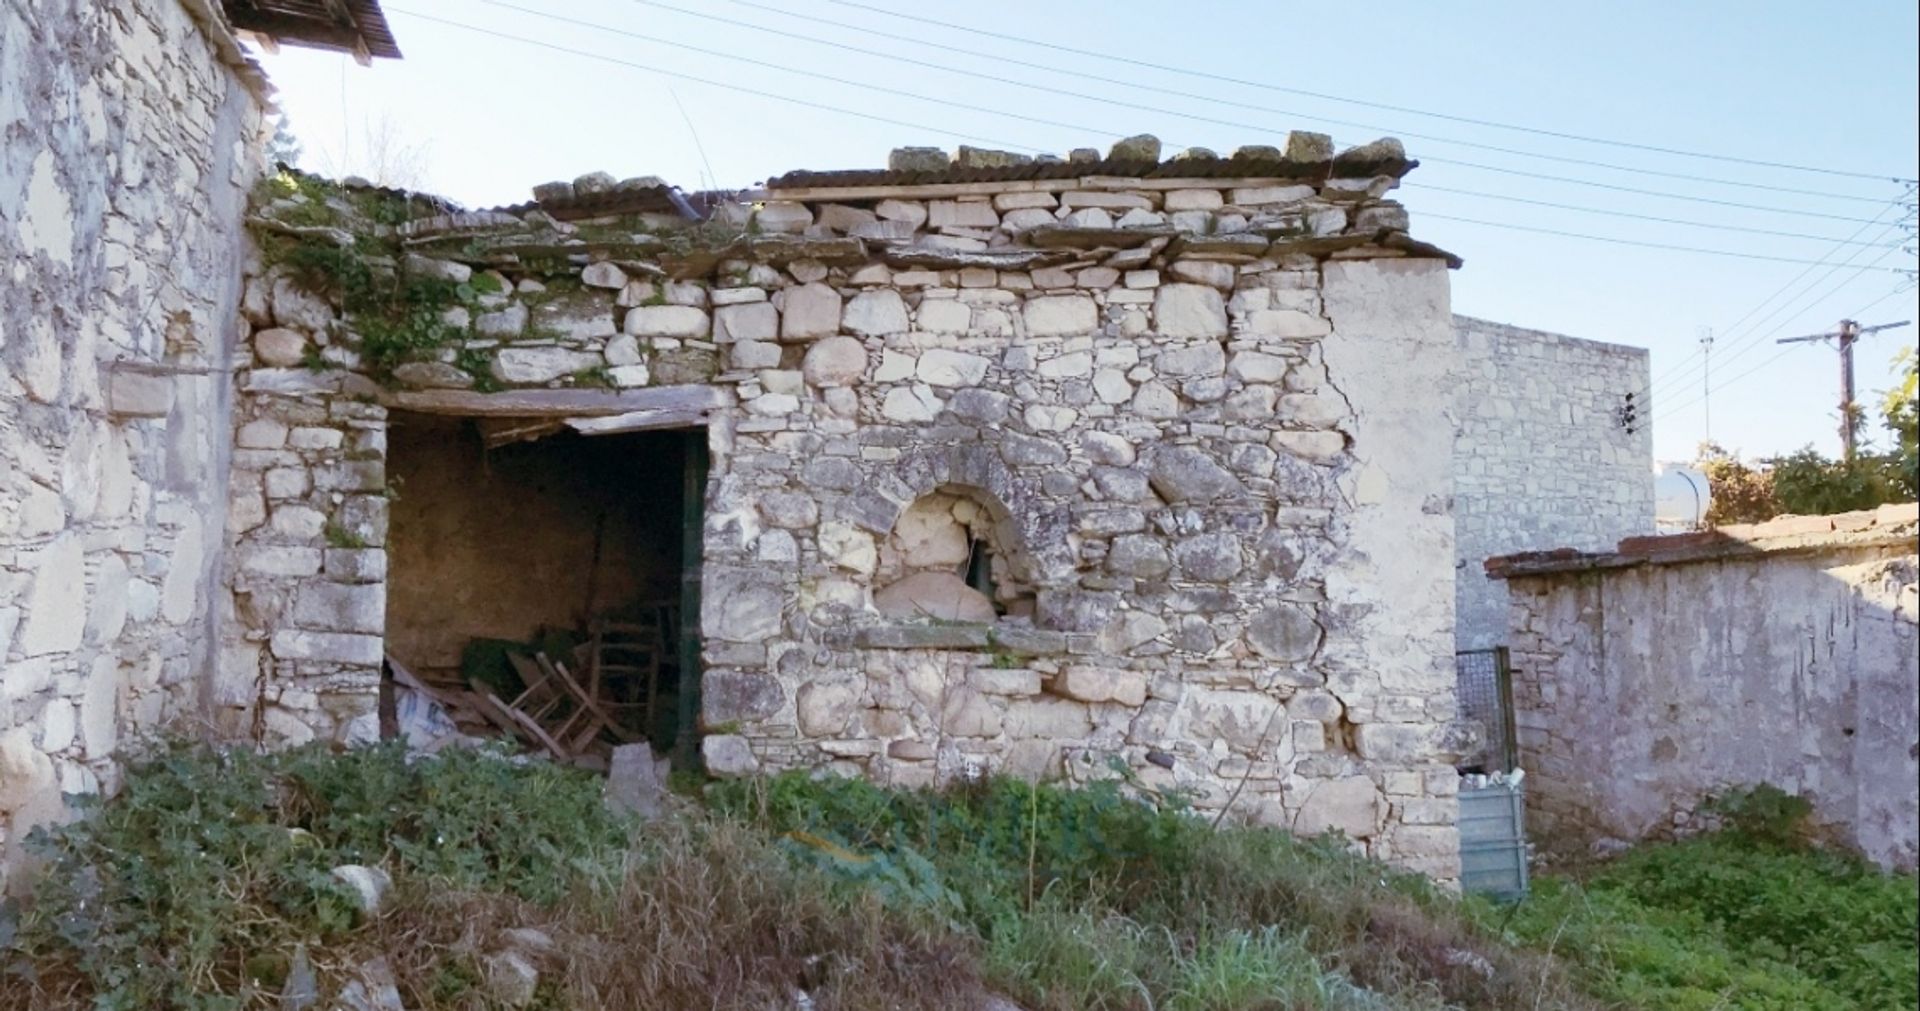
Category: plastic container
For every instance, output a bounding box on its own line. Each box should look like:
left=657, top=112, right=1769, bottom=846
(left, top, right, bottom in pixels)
left=1459, top=781, right=1529, bottom=900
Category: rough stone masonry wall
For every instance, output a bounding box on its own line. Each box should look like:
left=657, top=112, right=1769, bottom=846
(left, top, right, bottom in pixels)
left=1453, top=316, right=1652, bottom=650
left=0, top=0, right=266, bottom=886
left=1497, top=506, right=1920, bottom=870
left=228, top=135, right=1467, bottom=875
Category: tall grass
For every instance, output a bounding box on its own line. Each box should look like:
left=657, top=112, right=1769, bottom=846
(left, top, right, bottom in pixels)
left=3, top=748, right=1911, bottom=1010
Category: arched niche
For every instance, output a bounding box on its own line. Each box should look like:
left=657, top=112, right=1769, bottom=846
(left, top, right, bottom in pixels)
left=873, top=483, right=1037, bottom=622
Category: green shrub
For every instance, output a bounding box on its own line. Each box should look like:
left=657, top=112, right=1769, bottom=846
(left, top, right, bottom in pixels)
left=4, top=742, right=622, bottom=1008
left=1481, top=799, right=1919, bottom=1011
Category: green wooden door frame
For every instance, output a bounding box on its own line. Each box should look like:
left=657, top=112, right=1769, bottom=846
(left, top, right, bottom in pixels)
left=672, top=430, right=709, bottom=772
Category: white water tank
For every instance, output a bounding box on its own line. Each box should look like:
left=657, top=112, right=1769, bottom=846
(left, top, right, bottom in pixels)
left=1654, top=463, right=1712, bottom=531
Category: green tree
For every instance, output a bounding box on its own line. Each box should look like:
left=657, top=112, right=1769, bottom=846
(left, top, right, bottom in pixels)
left=267, top=114, right=302, bottom=168
left=1767, top=448, right=1902, bottom=516
left=1696, top=442, right=1780, bottom=525
left=1881, top=347, right=1918, bottom=500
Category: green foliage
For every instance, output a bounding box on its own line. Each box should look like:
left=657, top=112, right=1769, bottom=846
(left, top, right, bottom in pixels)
left=1767, top=447, right=1910, bottom=516
left=322, top=522, right=368, bottom=550
left=5, top=743, right=624, bottom=1008
left=1704, top=783, right=1815, bottom=847
left=252, top=174, right=485, bottom=383
left=710, top=773, right=1586, bottom=1010
left=1880, top=346, right=1918, bottom=498
left=1481, top=794, right=1919, bottom=1011
left=9, top=752, right=1910, bottom=1011
left=1696, top=442, right=1780, bottom=525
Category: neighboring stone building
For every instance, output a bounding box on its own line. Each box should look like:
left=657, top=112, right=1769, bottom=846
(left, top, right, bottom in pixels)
left=217, top=135, right=1470, bottom=877
left=0, top=0, right=397, bottom=889
left=1452, top=317, right=1652, bottom=650
left=1489, top=505, right=1920, bottom=870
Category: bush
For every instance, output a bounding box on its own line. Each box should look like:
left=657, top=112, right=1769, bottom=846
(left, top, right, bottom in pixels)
left=3, top=742, right=624, bottom=1008
left=712, top=772, right=1600, bottom=1010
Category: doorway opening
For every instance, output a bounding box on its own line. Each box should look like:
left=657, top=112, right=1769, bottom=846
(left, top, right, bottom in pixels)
left=383, top=412, right=706, bottom=766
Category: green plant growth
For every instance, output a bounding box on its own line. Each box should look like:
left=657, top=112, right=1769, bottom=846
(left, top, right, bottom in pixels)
left=1478, top=785, right=1919, bottom=1010
left=252, top=172, right=490, bottom=383
left=322, top=522, right=369, bottom=550
left=5, top=752, right=1911, bottom=1011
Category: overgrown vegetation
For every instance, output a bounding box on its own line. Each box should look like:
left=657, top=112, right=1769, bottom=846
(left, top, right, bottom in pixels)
left=1483, top=786, right=1917, bottom=1010
left=2, top=748, right=1913, bottom=1010
left=253, top=173, right=471, bottom=379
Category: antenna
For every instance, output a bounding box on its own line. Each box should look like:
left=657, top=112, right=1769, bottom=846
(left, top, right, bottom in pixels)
left=1697, top=326, right=1715, bottom=441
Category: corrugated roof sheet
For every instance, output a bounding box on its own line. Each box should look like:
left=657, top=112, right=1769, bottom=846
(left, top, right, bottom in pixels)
left=765, top=151, right=1416, bottom=191
left=223, top=0, right=402, bottom=59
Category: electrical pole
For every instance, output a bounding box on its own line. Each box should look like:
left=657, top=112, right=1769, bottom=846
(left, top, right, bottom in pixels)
left=1777, top=318, right=1912, bottom=461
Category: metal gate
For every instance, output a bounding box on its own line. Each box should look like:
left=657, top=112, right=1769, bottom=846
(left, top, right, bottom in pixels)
left=1455, top=647, right=1518, bottom=774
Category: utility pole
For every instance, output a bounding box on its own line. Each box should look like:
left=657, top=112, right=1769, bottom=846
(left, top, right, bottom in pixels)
left=1698, top=326, right=1715, bottom=441
left=1777, top=318, right=1912, bottom=461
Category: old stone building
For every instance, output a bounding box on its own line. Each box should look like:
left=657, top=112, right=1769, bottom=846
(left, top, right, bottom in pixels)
left=218, top=138, right=1468, bottom=878
left=1452, top=316, right=1653, bottom=651
left=0, top=0, right=397, bottom=888
left=3, top=0, right=1492, bottom=889
left=1, top=0, right=275, bottom=883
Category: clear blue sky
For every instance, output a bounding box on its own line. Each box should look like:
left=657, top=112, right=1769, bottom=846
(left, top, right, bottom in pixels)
left=258, top=1, right=1919, bottom=463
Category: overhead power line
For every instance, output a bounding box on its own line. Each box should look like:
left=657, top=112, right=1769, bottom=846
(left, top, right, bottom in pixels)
left=472, top=0, right=1895, bottom=225
left=822, top=0, right=1916, bottom=186
left=386, top=8, right=1063, bottom=152
left=630, top=0, right=1896, bottom=203
left=1638, top=193, right=1915, bottom=399
left=1420, top=186, right=1900, bottom=244
left=389, top=7, right=1917, bottom=274
left=1419, top=215, right=1911, bottom=270
left=1653, top=255, right=1911, bottom=423
left=1644, top=214, right=1913, bottom=403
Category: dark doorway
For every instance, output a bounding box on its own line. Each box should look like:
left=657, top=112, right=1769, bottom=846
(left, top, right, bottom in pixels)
left=384, top=413, right=705, bottom=759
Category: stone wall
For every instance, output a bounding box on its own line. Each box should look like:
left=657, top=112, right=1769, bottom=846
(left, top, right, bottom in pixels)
left=0, top=0, right=267, bottom=885
left=1492, top=505, right=1920, bottom=869
left=1452, top=316, right=1652, bottom=650
left=225, top=134, right=1469, bottom=875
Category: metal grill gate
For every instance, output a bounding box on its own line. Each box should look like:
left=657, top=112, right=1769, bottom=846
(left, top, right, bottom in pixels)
left=1455, top=646, right=1518, bottom=774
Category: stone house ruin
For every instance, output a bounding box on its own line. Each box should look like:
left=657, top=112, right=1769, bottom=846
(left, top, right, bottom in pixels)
left=222, top=136, right=1468, bottom=881
left=5, top=0, right=1527, bottom=890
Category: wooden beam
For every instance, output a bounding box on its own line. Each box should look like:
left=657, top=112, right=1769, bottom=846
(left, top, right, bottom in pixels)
left=221, top=10, right=364, bottom=52
left=382, top=384, right=730, bottom=418
left=568, top=407, right=716, bottom=435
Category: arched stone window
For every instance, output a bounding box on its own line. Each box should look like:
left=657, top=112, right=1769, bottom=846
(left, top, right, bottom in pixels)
left=872, top=485, right=1034, bottom=622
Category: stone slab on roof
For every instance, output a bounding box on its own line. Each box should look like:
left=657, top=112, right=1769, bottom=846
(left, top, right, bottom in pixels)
left=764, top=136, right=1414, bottom=191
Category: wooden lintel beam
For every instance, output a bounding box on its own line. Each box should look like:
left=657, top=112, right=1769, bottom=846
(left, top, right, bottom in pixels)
left=567, top=407, right=714, bottom=435
left=382, top=384, right=731, bottom=418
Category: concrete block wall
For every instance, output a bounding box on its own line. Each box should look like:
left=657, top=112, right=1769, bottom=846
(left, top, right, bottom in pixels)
left=0, top=0, right=267, bottom=886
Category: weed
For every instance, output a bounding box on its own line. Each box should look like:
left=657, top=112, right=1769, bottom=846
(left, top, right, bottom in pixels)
left=323, top=522, right=369, bottom=549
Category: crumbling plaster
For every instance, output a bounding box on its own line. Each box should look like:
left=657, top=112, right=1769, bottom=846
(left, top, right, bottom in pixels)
left=1496, top=507, right=1920, bottom=870
left=1, top=0, right=268, bottom=886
